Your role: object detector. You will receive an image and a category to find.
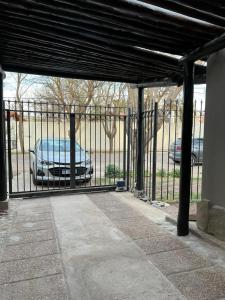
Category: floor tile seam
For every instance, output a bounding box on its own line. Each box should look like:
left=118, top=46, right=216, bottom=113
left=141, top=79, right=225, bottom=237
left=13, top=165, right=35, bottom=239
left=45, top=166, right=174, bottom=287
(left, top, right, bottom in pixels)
left=5, top=236, right=57, bottom=248
left=0, top=270, right=63, bottom=286
left=1, top=250, right=60, bottom=263
left=6, top=237, right=55, bottom=247
left=0, top=252, right=60, bottom=265
left=14, top=217, right=52, bottom=224
left=16, top=210, right=52, bottom=216
left=167, top=265, right=221, bottom=277
left=10, top=225, right=55, bottom=234
left=138, top=245, right=190, bottom=256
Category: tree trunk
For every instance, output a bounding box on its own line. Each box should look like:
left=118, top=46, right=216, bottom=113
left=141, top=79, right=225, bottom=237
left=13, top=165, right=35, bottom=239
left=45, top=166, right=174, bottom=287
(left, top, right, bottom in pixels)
left=109, top=137, right=114, bottom=153
left=18, top=119, right=24, bottom=152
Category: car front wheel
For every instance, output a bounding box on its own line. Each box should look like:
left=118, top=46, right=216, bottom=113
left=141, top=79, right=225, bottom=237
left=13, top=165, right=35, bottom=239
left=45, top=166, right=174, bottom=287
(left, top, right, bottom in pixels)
left=191, top=154, right=197, bottom=166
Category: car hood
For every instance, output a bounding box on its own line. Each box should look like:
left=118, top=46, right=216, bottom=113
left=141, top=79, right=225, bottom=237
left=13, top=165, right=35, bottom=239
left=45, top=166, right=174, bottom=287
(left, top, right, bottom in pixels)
left=38, top=150, right=89, bottom=164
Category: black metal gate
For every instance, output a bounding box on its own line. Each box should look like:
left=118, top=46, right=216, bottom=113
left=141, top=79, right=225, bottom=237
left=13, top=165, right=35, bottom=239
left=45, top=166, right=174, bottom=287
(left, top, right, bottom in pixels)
left=4, top=98, right=204, bottom=201
left=128, top=100, right=204, bottom=203
left=5, top=100, right=127, bottom=198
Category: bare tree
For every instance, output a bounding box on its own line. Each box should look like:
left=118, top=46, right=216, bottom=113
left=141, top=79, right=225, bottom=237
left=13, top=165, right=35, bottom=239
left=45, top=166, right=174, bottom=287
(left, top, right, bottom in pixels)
left=14, top=73, right=36, bottom=152
left=127, top=85, right=183, bottom=159
left=38, top=77, right=102, bottom=134
left=95, top=82, right=126, bottom=153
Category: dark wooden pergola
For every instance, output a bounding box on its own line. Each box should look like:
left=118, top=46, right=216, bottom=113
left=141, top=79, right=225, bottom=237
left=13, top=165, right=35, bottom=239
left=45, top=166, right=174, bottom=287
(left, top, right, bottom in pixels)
left=1, top=0, right=225, bottom=235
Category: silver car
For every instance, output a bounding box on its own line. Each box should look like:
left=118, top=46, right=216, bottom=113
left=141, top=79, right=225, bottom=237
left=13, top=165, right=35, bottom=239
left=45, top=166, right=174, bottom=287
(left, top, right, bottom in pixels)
left=30, top=139, right=93, bottom=185
left=169, top=138, right=204, bottom=166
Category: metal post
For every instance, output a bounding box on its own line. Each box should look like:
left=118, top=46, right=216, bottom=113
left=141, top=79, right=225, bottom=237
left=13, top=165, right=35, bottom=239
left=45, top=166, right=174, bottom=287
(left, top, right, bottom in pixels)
left=126, top=108, right=131, bottom=190
left=70, top=113, right=75, bottom=189
left=123, top=115, right=127, bottom=181
left=152, top=102, right=158, bottom=201
left=177, top=61, right=195, bottom=236
left=6, top=111, right=12, bottom=194
left=0, top=68, right=7, bottom=202
left=136, top=87, right=144, bottom=191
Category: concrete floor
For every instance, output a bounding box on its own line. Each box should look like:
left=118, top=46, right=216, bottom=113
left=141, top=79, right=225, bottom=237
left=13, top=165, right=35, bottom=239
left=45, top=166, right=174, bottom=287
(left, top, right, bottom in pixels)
left=0, top=192, right=225, bottom=299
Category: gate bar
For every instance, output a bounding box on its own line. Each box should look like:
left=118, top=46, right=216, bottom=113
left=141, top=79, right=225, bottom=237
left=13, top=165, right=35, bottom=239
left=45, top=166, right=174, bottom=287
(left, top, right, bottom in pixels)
left=6, top=111, right=12, bottom=194
left=152, top=102, right=158, bottom=201
left=123, top=115, right=127, bottom=181
left=136, top=87, right=144, bottom=191
left=0, top=67, right=7, bottom=202
left=177, top=61, right=195, bottom=236
left=70, top=113, right=76, bottom=189
left=126, top=108, right=131, bottom=190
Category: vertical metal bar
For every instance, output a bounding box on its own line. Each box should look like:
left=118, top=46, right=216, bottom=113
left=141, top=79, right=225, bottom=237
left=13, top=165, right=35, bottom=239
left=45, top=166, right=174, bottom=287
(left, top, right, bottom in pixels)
left=190, top=100, right=197, bottom=199
left=52, top=103, right=55, bottom=189
left=16, top=101, right=19, bottom=192
left=89, top=109, right=92, bottom=187
left=70, top=113, right=75, bottom=189
left=104, top=106, right=107, bottom=186
left=160, top=100, right=166, bottom=201
left=148, top=105, right=154, bottom=198
left=40, top=102, right=43, bottom=190
left=136, top=87, right=144, bottom=191
left=126, top=108, right=131, bottom=191
left=0, top=70, right=7, bottom=201
left=99, top=106, right=102, bottom=186
left=94, top=107, right=97, bottom=186
left=123, top=115, right=127, bottom=180
left=79, top=112, right=82, bottom=182
left=58, top=106, right=61, bottom=190
left=28, top=101, right=31, bottom=192
left=177, top=61, right=195, bottom=236
left=152, top=101, right=158, bottom=201
left=46, top=102, right=50, bottom=190
left=172, top=101, right=179, bottom=200
left=166, top=100, right=172, bottom=200
left=84, top=109, right=87, bottom=185
left=196, top=101, right=203, bottom=199
left=7, top=110, right=12, bottom=195
left=113, top=109, right=116, bottom=185
left=143, top=111, right=147, bottom=195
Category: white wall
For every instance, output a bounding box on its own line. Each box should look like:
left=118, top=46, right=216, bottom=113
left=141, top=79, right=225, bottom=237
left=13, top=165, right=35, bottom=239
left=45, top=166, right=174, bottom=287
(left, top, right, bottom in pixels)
left=202, top=49, right=225, bottom=208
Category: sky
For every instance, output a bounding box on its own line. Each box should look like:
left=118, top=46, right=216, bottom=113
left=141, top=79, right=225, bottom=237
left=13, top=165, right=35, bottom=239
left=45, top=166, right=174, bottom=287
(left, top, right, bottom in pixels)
left=3, top=72, right=206, bottom=110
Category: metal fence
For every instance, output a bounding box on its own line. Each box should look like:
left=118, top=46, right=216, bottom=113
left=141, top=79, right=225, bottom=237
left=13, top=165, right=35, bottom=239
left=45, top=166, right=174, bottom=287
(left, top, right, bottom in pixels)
left=4, top=98, right=205, bottom=201
left=5, top=100, right=127, bottom=197
left=128, top=100, right=205, bottom=203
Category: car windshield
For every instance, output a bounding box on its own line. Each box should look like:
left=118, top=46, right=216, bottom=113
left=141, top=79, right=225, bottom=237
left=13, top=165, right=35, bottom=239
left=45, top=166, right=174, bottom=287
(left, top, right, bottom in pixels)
left=39, top=140, right=81, bottom=152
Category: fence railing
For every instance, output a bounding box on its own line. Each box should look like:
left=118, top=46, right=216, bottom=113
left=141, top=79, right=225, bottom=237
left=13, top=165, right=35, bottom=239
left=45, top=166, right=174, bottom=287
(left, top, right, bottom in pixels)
left=4, top=98, right=205, bottom=202
left=5, top=100, right=127, bottom=196
left=128, top=99, right=205, bottom=203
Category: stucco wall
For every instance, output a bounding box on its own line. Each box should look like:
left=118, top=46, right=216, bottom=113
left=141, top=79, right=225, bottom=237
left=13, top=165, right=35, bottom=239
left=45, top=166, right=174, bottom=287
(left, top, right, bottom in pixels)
left=202, top=49, right=225, bottom=208
left=197, top=49, right=225, bottom=241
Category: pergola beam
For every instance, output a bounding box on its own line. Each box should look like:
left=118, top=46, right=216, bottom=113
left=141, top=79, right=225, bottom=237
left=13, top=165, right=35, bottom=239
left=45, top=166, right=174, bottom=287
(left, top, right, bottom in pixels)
left=141, top=0, right=225, bottom=28
left=181, top=32, right=225, bottom=62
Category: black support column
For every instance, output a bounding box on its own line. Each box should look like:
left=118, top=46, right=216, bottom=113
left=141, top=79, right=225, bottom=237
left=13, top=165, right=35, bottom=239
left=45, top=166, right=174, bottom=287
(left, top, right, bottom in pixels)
left=0, top=67, right=7, bottom=203
left=177, top=61, right=195, bottom=236
left=136, top=87, right=144, bottom=192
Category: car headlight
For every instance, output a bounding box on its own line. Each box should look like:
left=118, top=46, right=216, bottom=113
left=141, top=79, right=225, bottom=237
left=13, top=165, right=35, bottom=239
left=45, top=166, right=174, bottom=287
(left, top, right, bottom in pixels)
left=38, top=159, right=54, bottom=166
left=82, top=159, right=91, bottom=166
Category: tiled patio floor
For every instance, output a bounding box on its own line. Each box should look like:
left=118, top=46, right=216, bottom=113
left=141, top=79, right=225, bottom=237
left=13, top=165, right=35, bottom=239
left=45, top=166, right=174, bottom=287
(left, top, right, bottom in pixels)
left=0, top=192, right=225, bottom=299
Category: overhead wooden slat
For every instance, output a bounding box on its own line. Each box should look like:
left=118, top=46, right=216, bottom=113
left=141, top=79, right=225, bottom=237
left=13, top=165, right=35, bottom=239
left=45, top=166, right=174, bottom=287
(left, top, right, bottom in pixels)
left=140, top=0, right=225, bottom=28
left=0, top=0, right=223, bottom=83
